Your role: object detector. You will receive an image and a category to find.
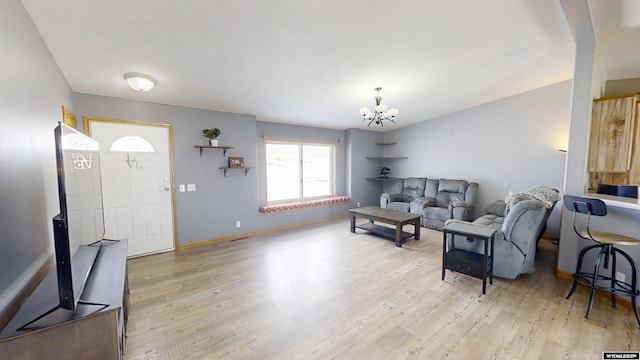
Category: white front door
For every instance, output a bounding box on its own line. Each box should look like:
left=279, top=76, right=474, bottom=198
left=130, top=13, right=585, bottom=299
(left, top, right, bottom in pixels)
left=88, top=120, right=175, bottom=257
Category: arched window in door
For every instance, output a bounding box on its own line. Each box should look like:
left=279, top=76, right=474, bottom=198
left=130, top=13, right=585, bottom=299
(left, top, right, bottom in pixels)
left=108, top=135, right=155, bottom=169
left=108, top=136, right=155, bottom=153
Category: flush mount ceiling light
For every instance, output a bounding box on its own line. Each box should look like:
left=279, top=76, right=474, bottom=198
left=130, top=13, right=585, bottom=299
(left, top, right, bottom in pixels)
left=359, top=87, right=399, bottom=127
left=123, top=72, right=157, bottom=92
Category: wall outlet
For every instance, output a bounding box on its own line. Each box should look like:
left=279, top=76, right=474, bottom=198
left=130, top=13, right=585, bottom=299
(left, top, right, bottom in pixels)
left=357, top=202, right=361, bottom=207
left=616, top=271, right=626, bottom=283
left=504, top=181, right=510, bottom=189
left=179, top=184, right=185, bottom=192
left=235, top=221, right=241, bottom=228
left=187, top=184, right=196, bottom=192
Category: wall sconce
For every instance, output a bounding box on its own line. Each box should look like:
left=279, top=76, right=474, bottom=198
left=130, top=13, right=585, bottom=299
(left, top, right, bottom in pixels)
left=124, top=73, right=157, bottom=92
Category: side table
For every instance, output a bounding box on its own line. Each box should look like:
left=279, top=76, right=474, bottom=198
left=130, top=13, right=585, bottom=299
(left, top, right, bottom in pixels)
left=442, top=222, right=496, bottom=294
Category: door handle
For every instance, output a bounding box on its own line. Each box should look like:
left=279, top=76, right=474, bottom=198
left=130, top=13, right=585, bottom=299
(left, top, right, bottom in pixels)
left=163, top=187, right=170, bottom=191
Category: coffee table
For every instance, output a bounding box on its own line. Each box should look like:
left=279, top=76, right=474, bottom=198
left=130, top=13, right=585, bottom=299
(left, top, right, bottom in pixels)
left=349, top=206, right=421, bottom=247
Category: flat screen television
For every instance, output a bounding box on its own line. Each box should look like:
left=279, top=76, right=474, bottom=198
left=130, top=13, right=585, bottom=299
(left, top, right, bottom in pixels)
left=53, top=122, right=105, bottom=310
left=17, top=123, right=107, bottom=330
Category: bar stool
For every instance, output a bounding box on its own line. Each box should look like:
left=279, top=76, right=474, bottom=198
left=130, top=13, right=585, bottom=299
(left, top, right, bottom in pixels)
left=563, top=195, right=640, bottom=328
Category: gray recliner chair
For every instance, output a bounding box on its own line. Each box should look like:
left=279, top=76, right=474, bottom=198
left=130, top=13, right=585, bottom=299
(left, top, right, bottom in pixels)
left=380, top=177, right=427, bottom=212
left=447, top=186, right=560, bottom=279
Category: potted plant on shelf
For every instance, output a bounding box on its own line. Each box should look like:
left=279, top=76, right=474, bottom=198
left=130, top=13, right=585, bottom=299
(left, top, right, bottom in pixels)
left=203, top=128, right=221, bottom=146
left=380, top=167, right=390, bottom=178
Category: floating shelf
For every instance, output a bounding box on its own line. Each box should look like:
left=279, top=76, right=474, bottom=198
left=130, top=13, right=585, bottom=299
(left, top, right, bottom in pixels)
left=366, top=177, right=404, bottom=181
left=365, top=156, right=409, bottom=160
left=194, top=145, right=234, bottom=156
left=219, top=167, right=253, bottom=176
left=367, top=142, right=405, bottom=180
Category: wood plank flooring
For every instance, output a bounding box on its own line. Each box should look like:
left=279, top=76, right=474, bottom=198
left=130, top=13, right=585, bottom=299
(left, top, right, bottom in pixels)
left=125, top=219, right=640, bottom=359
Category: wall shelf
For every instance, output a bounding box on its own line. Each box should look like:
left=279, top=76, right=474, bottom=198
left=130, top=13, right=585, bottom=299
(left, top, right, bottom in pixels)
left=219, top=167, right=253, bottom=176
left=367, top=141, right=407, bottom=179
left=194, top=145, right=234, bottom=156
left=366, top=177, right=404, bottom=181
left=365, top=156, right=409, bottom=160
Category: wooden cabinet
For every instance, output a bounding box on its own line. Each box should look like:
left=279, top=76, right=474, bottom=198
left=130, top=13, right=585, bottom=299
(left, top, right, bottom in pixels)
left=587, top=94, right=640, bottom=191
left=630, top=100, right=640, bottom=185
left=588, top=95, right=637, bottom=172
left=0, top=240, right=129, bottom=359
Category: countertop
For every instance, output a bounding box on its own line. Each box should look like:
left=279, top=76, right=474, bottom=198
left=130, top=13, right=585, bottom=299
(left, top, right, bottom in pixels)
left=581, top=192, right=640, bottom=211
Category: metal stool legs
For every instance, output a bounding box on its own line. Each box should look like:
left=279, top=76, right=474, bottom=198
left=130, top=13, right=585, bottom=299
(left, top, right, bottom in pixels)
left=614, top=247, right=640, bottom=327
left=566, top=243, right=640, bottom=328
left=565, top=243, right=602, bottom=300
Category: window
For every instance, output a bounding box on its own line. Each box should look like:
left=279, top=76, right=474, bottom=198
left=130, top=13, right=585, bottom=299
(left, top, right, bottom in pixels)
left=109, top=136, right=155, bottom=153
left=265, top=140, right=335, bottom=203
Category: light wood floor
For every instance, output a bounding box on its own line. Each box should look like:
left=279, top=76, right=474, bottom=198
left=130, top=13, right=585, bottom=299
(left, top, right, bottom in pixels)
left=125, top=219, right=640, bottom=359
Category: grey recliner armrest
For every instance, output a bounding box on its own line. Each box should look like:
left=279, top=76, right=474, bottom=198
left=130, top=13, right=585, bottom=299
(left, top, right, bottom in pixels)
left=383, top=193, right=404, bottom=202
left=380, top=193, right=404, bottom=208
left=484, top=200, right=506, bottom=216
left=449, top=200, right=473, bottom=209
left=449, top=200, right=474, bottom=220
left=409, top=197, right=436, bottom=214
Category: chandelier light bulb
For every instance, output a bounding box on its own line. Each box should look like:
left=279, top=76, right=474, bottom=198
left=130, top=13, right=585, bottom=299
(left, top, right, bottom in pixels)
left=359, top=87, right=398, bottom=127
left=375, top=104, right=388, bottom=113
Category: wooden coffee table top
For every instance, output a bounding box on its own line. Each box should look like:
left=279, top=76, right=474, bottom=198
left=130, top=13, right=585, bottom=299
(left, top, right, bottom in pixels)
left=349, top=206, right=421, bottom=222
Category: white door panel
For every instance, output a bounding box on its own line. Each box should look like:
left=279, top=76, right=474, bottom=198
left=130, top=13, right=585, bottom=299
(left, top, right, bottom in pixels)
left=89, top=121, right=174, bottom=257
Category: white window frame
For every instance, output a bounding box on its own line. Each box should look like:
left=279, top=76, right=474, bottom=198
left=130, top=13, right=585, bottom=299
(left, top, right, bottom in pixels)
left=265, top=138, right=336, bottom=205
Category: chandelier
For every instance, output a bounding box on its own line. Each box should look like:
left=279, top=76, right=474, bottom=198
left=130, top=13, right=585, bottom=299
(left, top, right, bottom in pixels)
left=359, top=87, right=399, bottom=127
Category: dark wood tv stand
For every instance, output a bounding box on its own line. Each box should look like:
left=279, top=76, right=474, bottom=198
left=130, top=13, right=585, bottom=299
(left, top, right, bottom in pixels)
left=0, top=240, right=129, bottom=359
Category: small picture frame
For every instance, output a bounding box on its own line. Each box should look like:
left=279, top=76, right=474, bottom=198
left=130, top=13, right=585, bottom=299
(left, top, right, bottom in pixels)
left=229, top=157, right=244, bottom=168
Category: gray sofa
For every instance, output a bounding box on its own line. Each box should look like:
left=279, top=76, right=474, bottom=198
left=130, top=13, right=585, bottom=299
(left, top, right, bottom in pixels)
left=381, top=178, right=479, bottom=230
left=447, top=186, right=560, bottom=279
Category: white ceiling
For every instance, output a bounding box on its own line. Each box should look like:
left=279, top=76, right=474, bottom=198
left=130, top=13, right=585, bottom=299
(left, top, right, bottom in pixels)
left=590, top=0, right=640, bottom=80
left=20, top=1, right=639, bottom=131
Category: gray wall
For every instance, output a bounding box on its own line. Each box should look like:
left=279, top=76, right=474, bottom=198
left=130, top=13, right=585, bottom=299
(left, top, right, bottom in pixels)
left=345, top=128, right=384, bottom=207
left=74, top=94, right=260, bottom=245
left=381, top=80, right=572, bottom=238
left=74, top=97, right=358, bottom=245
left=0, top=0, right=75, bottom=320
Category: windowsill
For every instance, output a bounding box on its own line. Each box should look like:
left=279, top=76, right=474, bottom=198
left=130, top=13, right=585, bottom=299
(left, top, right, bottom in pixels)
left=258, top=196, right=351, bottom=214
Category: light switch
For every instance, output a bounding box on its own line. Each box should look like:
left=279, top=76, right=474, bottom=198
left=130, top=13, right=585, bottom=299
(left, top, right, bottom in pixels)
left=187, top=184, right=196, bottom=192
left=179, top=184, right=185, bottom=192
